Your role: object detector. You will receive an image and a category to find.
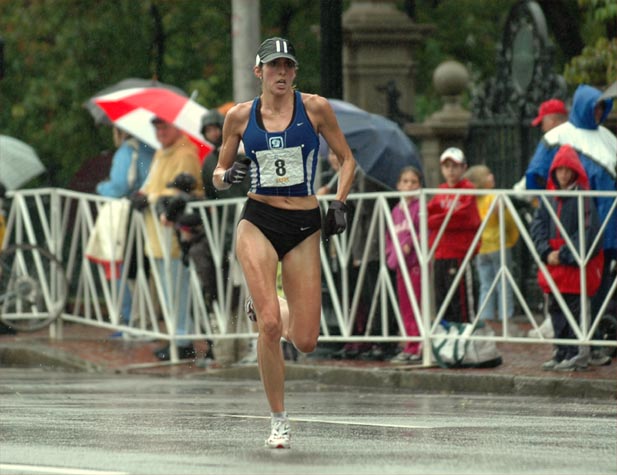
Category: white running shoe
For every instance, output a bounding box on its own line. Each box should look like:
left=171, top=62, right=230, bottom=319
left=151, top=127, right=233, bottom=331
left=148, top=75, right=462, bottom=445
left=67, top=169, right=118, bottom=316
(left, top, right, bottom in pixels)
left=245, top=296, right=257, bottom=322
left=265, top=418, right=291, bottom=449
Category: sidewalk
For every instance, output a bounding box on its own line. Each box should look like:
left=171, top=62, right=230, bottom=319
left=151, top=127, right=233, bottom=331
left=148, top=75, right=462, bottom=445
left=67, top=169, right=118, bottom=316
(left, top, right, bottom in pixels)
left=0, top=321, right=615, bottom=399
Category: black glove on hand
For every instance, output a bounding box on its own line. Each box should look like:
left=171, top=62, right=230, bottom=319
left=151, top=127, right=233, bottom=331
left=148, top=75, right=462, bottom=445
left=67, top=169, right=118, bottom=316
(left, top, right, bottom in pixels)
left=324, top=200, right=348, bottom=237
left=129, top=192, right=149, bottom=212
left=223, top=157, right=250, bottom=185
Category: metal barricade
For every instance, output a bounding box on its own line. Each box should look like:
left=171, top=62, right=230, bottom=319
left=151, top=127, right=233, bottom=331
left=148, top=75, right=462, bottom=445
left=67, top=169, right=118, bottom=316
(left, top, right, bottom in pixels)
left=2, top=187, right=615, bottom=363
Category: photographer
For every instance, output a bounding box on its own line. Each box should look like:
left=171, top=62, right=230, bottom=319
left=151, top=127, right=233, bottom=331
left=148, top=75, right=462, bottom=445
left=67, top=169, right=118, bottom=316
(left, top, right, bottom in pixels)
left=158, top=173, right=216, bottom=366
left=129, top=117, right=202, bottom=361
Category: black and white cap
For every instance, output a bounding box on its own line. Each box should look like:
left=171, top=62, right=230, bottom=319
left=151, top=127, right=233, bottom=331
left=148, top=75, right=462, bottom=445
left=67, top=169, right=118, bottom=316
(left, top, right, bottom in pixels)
left=255, top=37, right=298, bottom=67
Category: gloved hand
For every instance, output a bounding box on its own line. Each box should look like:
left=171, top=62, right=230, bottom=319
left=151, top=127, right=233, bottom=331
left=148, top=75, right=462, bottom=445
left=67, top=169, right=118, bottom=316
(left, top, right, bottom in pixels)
left=323, top=200, right=348, bottom=237
left=129, top=192, right=149, bottom=212
left=223, top=157, right=251, bottom=185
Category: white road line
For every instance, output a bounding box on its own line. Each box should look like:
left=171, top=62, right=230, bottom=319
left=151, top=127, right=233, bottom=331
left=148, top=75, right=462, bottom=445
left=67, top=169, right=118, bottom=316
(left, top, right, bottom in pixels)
left=0, top=464, right=129, bottom=475
left=219, top=413, right=435, bottom=429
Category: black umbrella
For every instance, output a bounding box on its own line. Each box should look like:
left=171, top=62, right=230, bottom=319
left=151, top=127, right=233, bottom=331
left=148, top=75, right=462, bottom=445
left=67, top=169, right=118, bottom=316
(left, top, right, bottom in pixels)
left=327, top=99, right=422, bottom=190
left=84, top=77, right=188, bottom=124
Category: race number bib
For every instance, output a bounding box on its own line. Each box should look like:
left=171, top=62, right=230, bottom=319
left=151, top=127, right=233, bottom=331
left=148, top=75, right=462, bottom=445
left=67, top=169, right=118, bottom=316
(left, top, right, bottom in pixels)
left=255, top=146, right=304, bottom=187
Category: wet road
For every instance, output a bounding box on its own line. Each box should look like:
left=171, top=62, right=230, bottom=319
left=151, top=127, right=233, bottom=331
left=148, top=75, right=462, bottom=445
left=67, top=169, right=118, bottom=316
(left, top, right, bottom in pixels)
left=0, top=369, right=615, bottom=475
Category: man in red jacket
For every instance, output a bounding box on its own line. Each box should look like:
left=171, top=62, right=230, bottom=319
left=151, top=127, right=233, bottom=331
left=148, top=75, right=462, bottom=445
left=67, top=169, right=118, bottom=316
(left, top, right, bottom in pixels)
left=428, top=147, right=481, bottom=323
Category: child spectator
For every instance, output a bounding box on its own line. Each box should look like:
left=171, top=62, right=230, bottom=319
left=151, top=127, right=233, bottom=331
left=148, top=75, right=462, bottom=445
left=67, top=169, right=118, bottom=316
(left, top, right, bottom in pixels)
left=465, top=165, right=519, bottom=321
left=427, top=147, right=481, bottom=323
left=385, top=166, right=423, bottom=363
left=531, top=144, right=603, bottom=372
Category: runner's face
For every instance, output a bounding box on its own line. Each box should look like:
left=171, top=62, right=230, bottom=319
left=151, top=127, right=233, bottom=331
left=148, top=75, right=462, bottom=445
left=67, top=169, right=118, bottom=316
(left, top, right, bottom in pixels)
left=261, top=58, right=296, bottom=94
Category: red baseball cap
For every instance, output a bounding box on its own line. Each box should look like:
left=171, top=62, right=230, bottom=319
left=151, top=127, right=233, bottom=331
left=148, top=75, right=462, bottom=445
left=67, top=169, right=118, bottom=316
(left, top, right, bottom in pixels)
left=531, top=99, right=568, bottom=126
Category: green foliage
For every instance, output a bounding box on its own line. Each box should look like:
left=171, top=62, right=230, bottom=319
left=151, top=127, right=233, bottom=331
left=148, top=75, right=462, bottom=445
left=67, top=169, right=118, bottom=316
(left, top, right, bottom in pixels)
left=564, top=0, right=617, bottom=87
left=564, top=37, right=617, bottom=87
left=0, top=0, right=322, bottom=188
left=0, top=0, right=602, bottom=189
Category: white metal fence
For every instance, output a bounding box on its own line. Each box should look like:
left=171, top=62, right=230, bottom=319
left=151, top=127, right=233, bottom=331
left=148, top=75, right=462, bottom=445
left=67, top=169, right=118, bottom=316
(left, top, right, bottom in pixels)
left=1, top=187, right=615, bottom=363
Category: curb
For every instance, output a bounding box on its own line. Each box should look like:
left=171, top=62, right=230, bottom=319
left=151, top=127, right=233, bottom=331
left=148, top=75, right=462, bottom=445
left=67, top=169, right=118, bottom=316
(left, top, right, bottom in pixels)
left=0, top=344, right=104, bottom=373
left=204, top=364, right=617, bottom=400
left=2, top=345, right=615, bottom=400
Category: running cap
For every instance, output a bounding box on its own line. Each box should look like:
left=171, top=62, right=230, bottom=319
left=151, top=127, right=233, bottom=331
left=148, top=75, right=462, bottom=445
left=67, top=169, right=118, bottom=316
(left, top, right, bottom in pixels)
left=439, top=147, right=466, bottom=164
left=255, top=37, right=298, bottom=67
left=531, top=99, right=568, bottom=126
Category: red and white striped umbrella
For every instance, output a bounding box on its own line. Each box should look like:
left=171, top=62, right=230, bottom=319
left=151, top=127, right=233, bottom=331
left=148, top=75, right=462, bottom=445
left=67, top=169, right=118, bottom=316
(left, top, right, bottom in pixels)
left=93, top=87, right=213, bottom=160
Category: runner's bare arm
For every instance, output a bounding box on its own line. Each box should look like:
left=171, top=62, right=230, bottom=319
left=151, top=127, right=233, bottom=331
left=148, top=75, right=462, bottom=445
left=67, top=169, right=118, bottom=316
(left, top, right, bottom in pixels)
left=213, top=102, right=251, bottom=190
left=304, top=94, right=356, bottom=202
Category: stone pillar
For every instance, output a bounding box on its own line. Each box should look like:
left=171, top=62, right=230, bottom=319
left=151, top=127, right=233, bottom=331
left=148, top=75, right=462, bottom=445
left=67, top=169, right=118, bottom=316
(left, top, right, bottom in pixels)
left=342, top=0, right=432, bottom=117
left=405, top=60, right=471, bottom=188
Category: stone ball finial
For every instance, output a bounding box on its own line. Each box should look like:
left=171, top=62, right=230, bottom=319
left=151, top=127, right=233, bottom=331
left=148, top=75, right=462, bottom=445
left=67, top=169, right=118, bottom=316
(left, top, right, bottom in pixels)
left=433, top=60, right=469, bottom=96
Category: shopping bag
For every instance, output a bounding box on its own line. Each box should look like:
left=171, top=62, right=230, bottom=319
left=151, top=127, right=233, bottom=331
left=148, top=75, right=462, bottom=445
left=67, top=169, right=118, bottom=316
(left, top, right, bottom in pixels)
left=85, top=199, right=130, bottom=279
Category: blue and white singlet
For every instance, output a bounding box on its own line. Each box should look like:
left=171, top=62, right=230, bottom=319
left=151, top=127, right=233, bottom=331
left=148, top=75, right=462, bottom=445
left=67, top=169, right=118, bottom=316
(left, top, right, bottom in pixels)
left=241, top=90, right=319, bottom=196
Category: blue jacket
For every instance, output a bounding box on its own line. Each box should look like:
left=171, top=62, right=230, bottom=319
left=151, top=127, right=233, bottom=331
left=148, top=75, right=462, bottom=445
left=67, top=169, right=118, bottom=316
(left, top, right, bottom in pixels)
left=97, top=139, right=154, bottom=198
left=526, top=84, right=617, bottom=253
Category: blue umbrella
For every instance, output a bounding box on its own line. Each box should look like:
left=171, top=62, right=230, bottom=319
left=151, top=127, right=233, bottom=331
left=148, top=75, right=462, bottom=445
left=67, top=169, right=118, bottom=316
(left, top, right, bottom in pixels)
left=328, top=99, right=422, bottom=190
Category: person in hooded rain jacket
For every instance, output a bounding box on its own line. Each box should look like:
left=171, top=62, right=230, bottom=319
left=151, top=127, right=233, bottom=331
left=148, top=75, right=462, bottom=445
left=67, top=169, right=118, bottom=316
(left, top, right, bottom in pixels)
left=530, top=144, right=603, bottom=372
left=525, top=85, right=616, bottom=328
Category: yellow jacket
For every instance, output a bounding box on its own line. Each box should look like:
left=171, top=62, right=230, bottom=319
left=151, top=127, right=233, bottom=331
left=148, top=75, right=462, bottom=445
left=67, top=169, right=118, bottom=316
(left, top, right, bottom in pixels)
left=477, top=194, right=519, bottom=254
left=140, top=137, right=203, bottom=259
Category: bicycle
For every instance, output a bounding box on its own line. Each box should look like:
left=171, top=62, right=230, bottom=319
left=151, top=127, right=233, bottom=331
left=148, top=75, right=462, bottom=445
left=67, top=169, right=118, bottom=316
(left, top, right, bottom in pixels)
left=0, top=243, right=68, bottom=332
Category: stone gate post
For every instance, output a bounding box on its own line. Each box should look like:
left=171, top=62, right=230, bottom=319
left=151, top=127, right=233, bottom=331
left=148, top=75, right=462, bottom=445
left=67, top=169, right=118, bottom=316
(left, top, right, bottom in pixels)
left=405, top=60, right=471, bottom=188
left=342, top=0, right=431, bottom=117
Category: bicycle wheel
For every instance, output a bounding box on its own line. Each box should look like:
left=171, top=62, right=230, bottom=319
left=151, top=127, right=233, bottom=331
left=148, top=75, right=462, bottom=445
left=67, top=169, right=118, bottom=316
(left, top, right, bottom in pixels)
left=0, top=244, right=68, bottom=332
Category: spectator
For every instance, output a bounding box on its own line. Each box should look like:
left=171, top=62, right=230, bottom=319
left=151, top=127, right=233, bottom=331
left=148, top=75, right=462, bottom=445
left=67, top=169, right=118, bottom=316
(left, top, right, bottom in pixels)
left=321, top=150, right=392, bottom=361
left=465, top=165, right=519, bottom=322
left=200, top=109, right=224, bottom=200
left=428, top=147, right=481, bottom=323
left=162, top=173, right=216, bottom=367
left=531, top=145, right=603, bottom=372
left=513, top=99, right=568, bottom=195
left=531, top=99, right=568, bottom=134
left=201, top=108, right=250, bottom=200
left=526, top=84, right=616, bottom=366
left=96, top=127, right=154, bottom=198
left=385, top=166, right=423, bottom=363
left=96, top=128, right=154, bottom=331
left=200, top=108, right=252, bottom=364
left=130, top=117, right=203, bottom=361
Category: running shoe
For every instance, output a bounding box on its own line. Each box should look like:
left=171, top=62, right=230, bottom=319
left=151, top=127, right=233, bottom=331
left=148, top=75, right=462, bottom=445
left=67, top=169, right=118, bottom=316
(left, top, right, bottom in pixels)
left=265, top=418, right=291, bottom=449
left=245, top=296, right=257, bottom=322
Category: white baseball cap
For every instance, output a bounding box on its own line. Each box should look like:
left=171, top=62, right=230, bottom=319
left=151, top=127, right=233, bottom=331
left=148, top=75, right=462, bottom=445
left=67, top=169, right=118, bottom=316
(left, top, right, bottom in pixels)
left=439, top=147, right=466, bottom=164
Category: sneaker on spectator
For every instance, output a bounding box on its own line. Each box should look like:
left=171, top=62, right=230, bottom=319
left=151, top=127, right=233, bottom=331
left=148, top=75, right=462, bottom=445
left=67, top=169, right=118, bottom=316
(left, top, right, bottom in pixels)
left=542, top=359, right=560, bottom=371
left=554, top=356, right=588, bottom=372
left=266, top=418, right=291, bottom=449
left=390, top=352, right=421, bottom=364
left=590, top=349, right=611, bottom=367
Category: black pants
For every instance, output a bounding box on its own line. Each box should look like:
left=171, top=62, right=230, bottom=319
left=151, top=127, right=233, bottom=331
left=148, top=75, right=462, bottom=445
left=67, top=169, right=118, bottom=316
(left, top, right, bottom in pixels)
left=549, top=293, right=580, bottom=361
left=434, top=258, right=475, bottom=323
